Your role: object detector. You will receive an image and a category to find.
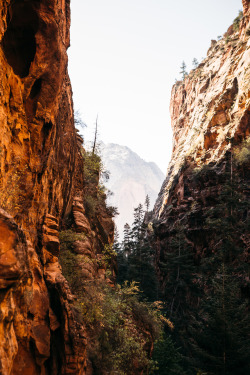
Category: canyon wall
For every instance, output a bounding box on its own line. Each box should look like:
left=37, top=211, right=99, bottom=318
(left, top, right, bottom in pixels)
left=0, top=1, right=114, bottom=374
left=155, top=3, right=249, bottom=219
left=152, top=0, right=250, bottom=329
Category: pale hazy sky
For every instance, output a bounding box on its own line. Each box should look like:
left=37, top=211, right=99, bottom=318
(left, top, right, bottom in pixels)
left=68, top=0, right=242, bottom=173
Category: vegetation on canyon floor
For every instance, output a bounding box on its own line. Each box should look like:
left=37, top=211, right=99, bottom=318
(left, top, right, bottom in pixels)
left=59, top=228, right=164, bottom=374
left=115, top=140, right=250, bottom=374
left=58, top=15, right=250, bottom=372
left=58, top=134, right=250, bottom=374
left=59, top=145, right=165, bottom=374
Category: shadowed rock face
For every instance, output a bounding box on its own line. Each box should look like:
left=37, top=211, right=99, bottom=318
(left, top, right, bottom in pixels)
left=0, top=1, right=114, bottom=374
left=2, top=1, right=39, bottom=78
left=152, top=0, right=250, bottom=311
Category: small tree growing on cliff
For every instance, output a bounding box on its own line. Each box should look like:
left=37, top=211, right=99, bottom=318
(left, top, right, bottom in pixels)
left=92, top=115, right=99, bottom=155
left=180, top=61, right=187, bottom=80
left=192, top=58, right=199, bottom=69
left=74, top=110, right=86, bottom=130
left=233, top=10, right=243, bottom=31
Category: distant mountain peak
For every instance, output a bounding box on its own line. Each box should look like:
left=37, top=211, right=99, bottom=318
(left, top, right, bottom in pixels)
left=100, top=142, right=165, bottom=237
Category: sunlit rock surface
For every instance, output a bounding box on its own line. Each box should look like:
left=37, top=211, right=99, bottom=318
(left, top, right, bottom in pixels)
left=154, top=4, right=250, bottom=218
left=0, top=1, right=114, bottom=374
left=152, top=1, right=250, bottom=307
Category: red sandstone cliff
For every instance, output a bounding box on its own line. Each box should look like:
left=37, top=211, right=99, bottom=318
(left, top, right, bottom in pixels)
left=0, top=1, right=114, bottom=374
left=152, top=0, right=250, bottom=325
left=154, top=4, right=250, bottom=220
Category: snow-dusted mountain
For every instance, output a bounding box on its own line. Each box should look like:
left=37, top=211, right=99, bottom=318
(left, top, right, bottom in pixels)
left=100, top=143, right=165, bottom=237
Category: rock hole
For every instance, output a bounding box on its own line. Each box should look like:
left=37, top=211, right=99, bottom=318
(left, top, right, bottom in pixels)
left=25, top=78, right=43, bottom=120
left=182, top=90, right=187, bottom=104
left=1, top=1, right=39, bottom=78
left=30, top=78, right=42, bottom=99
left=42, top=121, right=53, bottom=148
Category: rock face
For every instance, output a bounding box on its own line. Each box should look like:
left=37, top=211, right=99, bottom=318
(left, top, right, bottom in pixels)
left=155, top=7, right=250, bottom=219
left=0, top=1, right=114, bottom=374
left=152, top=1, right=250, bottom=316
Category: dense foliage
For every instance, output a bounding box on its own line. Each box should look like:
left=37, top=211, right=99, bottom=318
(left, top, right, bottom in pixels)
left=116, top=140, right=250, bottom=374
left=153, top=145, right=250, bottom=374
left=82, top=149, right=118, bottom=218
left=116, top=201, right=184, bottom=374
left=59, top=229, right=164, bottom=374
left=60, top=128, right=250, bottom=374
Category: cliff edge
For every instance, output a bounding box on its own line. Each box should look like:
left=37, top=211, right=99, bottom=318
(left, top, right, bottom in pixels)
left=155, top=2, right=250, bottom=219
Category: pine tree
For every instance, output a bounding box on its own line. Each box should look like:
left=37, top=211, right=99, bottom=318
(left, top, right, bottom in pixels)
left=185, top=152, right=249, bottom=371
left=180, top=61, right=187, bottom=80
left=117, top=223, right=133, bottom=284
left=132, top=203, right=144, bottom=242
left=117, top=204, right=159, bottom=301
left=159, top=222, right=200, bottom=323
left=151, top=332, right=183, bottom=375
left=189, top=265, right=250, bottom=375
left=192, top=58, right=199, bottom=69
left=122, top=223, right=133, bottom=257
left=145, top=194, right=150, bottom=212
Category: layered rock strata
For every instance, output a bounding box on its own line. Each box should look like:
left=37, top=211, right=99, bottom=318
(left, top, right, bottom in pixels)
left=152, top=1, right=250, bottom=304
left=155, top=5, right=250, bottom=218
left=0, top=1, right=114, bottom=374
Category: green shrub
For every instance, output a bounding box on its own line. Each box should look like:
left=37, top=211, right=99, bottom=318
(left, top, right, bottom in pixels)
left=233, top=10, right=243, bottom=31
left=233, top=137, right=250, bottom=165
left=59, top=229, right=164, bottom=374
left=83, top=150, right=102, bottom=184
left=150, top=332, right=183, bottom=374
left=59, top=230, right=87, bottom=291
left=84, top=193, right=97, bottom=217
left=82, top=149, right=118, bottom=219
left=85, top=281, right=164, bottom=374
left=59, top=230, right=86, bottom=249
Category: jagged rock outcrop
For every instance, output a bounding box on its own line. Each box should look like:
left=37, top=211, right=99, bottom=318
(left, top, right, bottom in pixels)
left=155, top=5, right=250, bottom=219
left=152, top=0, right=250, bottom=317
left=0, top=1, right=114, bottom=374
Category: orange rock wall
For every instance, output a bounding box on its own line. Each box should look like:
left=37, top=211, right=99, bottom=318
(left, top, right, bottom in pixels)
left=0, top=0, right=76, bottom=236
left=0, top=1, right=114, bottom=374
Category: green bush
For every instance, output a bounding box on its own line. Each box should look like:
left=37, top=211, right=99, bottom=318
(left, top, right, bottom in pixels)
left=233, top=138, right=250, bottom=165
left=233, top=10, right=243, bottom=31
left=84, top=193, right=98, bottom=217
left=82, top=150, right=118, bottom=219
left=59, top=230, right=87, bottom=293
left=151, top=332, right=183, bottom=374
left=83, top=150, right=102, bottom=185
left=59, top=229, right=164, bottom=374
left=86, top=281, right=160, bottom=374
left=59, top=230, right=86, bottom=249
